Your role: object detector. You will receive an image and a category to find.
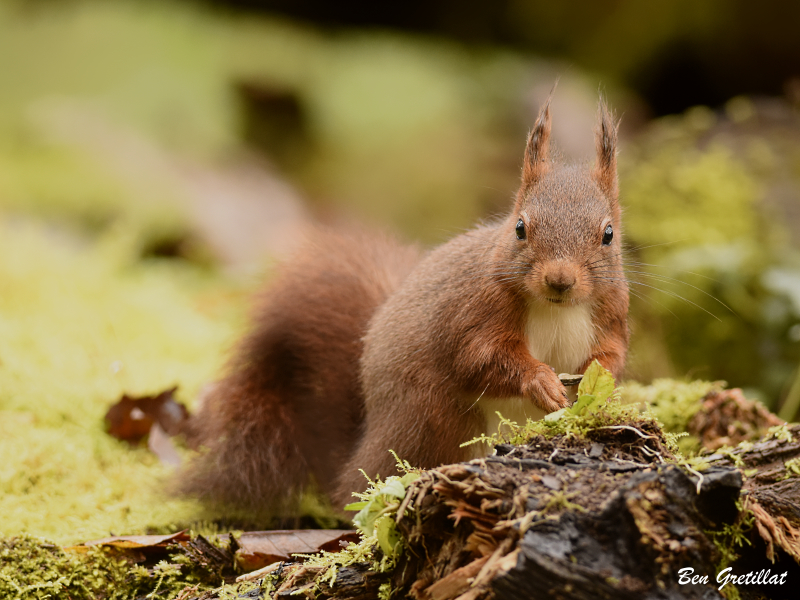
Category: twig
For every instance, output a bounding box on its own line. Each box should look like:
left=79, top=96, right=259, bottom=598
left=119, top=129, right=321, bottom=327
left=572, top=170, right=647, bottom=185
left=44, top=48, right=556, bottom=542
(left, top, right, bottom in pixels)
left=596, top=425, right=657, bottom=440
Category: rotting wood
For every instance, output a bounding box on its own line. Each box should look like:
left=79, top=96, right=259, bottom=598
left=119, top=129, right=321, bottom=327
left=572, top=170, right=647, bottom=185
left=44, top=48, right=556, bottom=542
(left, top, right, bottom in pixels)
left=230, top=420, right=744, bottom=600
left=195, top=419, right=800, bottom=599
left=705, top=424, right=800, bottom=569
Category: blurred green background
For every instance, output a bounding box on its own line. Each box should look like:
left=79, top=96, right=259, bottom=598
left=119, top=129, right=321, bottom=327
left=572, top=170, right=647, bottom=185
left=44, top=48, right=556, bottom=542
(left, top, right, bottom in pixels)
left=1, top=0, right=800, bottom=541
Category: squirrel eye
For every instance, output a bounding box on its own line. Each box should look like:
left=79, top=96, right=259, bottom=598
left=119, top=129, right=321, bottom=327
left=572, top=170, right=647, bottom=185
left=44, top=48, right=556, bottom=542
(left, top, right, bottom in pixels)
left=515, top=219, right=526, bottom=240
left=602, top=224, right=613, bottom=246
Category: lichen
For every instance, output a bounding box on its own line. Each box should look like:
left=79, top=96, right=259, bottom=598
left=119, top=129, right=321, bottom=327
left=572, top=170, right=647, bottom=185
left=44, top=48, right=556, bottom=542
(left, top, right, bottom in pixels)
left=784, top=457, right=800, bottom=477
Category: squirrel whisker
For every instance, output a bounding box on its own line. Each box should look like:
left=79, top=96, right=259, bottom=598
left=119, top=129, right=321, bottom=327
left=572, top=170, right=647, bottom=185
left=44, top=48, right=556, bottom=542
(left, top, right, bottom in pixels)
left=590, top=267, right=733, bottom=315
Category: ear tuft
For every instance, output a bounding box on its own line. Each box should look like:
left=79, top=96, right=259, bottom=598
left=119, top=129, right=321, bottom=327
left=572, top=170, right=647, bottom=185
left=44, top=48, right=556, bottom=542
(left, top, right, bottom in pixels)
left=521, top=92, right=554, bottom=191
left=593, top=98, right=619, bottom=199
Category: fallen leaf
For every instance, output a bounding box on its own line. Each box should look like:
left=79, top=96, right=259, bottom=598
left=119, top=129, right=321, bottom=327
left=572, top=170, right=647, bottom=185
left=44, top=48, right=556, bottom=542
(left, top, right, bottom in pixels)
left=148, top=422, right=182, bottom=466
left=65, top=531, right=191, bottom=556
left=235, top=530, right=359, bottom=572
left=105, top=386, right=189, bottom=444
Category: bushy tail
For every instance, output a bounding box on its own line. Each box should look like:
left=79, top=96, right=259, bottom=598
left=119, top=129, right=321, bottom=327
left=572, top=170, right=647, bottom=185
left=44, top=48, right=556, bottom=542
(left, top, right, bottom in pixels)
left=175, top=227, right=421, bottom=515
left=178, top=376, right=309, bottom=516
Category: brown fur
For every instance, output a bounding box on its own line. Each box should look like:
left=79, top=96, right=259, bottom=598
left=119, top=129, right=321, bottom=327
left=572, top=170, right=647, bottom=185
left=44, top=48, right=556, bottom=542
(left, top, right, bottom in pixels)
left=179, top=98, right=630, bottom=512
left=178, top=228, right=422, bottom=512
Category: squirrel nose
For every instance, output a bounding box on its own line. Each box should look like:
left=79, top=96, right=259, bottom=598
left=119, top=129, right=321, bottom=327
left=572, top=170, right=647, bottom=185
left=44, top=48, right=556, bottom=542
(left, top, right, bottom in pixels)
left=545, top=272, right=575, bottom=294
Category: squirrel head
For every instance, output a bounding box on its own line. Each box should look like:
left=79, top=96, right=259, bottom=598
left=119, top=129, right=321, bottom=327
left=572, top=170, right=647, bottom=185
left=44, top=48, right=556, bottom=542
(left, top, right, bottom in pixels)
left=498, top=95, right=623, bottom=307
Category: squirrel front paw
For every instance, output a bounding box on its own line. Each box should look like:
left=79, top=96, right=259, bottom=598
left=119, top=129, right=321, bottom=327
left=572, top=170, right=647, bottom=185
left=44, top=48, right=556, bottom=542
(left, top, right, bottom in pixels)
left=523, top=365, right=569, bottom=413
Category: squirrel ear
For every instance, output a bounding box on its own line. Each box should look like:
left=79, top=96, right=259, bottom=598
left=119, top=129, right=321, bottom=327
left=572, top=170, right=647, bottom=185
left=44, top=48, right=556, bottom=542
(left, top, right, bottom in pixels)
left=593, top=99, right=619, bottom=200
left=520, top=95, right=553, bottom=192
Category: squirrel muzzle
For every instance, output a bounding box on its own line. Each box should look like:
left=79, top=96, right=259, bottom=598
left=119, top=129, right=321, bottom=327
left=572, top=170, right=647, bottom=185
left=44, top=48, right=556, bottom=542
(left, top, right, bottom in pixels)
left=540, top=260, right=582, bottom=302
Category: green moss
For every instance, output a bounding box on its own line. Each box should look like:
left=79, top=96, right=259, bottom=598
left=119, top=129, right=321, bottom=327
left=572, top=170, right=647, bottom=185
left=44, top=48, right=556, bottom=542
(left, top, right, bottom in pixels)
left=216, top=579, right=265, bottom=599
left=0, top=138, right=190, bottom=252
left=622, top=379, right=718, bottom=429
left=541, top=490, right=588, bottom=515
left=0, top=217, right=246, bottom=544
left=464, top=362, right=680, bottom=455
left=765, top=423, right=795, bottom=443
left=0, top=534, right=209, bottom=600
left=624, top=144, right=758, bottom=250
left=706, top=502, right=754, bottom=599
left=622, top=379, right=720, bottom=454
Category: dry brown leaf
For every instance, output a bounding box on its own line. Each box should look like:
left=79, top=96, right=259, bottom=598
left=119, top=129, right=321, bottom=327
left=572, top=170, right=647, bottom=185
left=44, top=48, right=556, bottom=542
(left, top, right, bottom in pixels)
left=235, top=529, right=359, bottom=573
left=65, top=531, right=191, bottom=555
left=104, top=386, right=190, bottom=444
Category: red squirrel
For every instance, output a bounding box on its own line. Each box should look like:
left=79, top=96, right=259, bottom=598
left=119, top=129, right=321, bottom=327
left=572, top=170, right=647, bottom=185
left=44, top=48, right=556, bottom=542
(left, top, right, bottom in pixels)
left=179, top=96, right=629, bottom=513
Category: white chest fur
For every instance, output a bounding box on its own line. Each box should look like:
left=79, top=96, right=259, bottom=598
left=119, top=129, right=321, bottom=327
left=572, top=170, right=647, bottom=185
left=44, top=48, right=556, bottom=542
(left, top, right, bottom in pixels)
left=524, top=301, right=595, bottom=375
left=472, top=303, right=595, bottom=450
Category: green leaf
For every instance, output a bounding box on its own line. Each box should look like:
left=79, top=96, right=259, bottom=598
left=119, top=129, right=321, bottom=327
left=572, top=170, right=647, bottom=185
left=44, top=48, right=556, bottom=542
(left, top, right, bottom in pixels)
left=585, top=397, right=608, bottom=416
left=352, top=493, right=388, bottom=533
left=399, top=472, right=420, bottom=487
left=577, top=360, right=616, bottom=401
left=350, top=473, right=417, bottom=535
left=352, top=499, right=380, bottom=533
left=544, top=408, right=566, bottom=422
left=569, top=394, right=596, bottom=415
left=375, top=515, right=402, bottom=557
left=378, top=479, right=407, bottom=500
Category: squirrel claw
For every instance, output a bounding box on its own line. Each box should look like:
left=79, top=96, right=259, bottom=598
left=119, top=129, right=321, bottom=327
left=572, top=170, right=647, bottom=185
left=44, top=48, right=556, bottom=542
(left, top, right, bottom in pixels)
left=523, top=365, right=570, bottom=413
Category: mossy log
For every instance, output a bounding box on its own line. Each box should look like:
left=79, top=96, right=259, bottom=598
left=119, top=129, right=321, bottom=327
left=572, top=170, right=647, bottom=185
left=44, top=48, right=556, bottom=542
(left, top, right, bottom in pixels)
left=705, top=425, right=800, bottom=572
left=228, top=425, right=745, bottom=599
left=237, top=424, right=800, bottom=600
left=185, top=375, right=800, bottom=600
left=390, top=429, right=741, bottom=600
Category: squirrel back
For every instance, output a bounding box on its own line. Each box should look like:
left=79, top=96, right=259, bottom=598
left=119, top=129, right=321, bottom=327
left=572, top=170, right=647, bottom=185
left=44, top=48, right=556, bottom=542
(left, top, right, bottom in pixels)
left=179, top=95, right=629, bottom=513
